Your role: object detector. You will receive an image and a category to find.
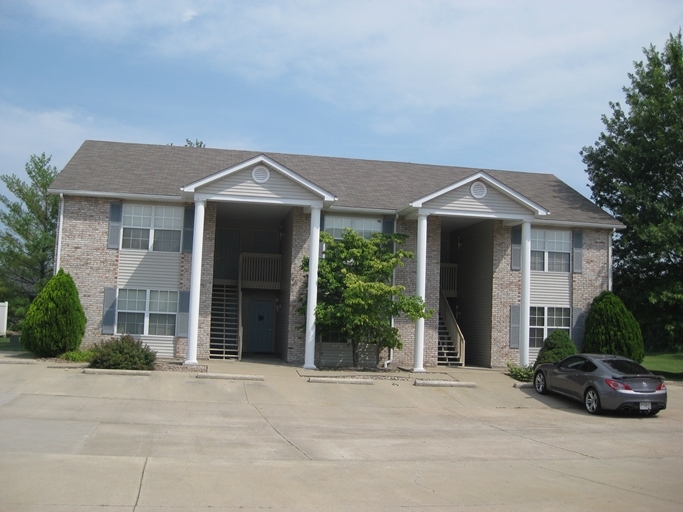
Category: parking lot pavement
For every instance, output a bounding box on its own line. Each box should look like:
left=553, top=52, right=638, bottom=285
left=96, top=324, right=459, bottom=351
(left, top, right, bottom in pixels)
left=1, top=354, right=682, bottom=511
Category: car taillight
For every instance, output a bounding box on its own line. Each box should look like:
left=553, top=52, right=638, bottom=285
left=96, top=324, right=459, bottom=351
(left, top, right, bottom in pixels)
left=605, top=379, right=632, bottom=390
left=657, top=382, right=667, bottom=391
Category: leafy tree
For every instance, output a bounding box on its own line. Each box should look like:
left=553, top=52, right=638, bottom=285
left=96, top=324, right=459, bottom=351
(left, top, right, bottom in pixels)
left=581, top=32, right=683, bottom=351
left=0, top=153, right=59, bottom=329
left=583, top=291, right=644, bottom=363
left=185, top=139, right=206, bottom=148
left=21, top=269, right=86, bottom=357
left=533, top=329, right=578, bottom=368
left=300, top=229, right=433, bottom=367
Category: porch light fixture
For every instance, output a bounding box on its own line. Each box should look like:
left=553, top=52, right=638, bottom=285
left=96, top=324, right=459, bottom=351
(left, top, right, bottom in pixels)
left=252, top=165, right=270, bottom=184
left=470, top=181, right=487, bottom=199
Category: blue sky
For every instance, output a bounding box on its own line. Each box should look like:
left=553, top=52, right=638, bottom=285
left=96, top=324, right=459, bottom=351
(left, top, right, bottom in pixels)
left=1, top=0, right=682, bottom=202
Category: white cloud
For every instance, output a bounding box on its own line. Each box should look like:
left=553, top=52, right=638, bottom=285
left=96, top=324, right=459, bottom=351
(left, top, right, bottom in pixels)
left=0, top=103, right=158, bottom=197
left=22, top=0, right=683, bottom=117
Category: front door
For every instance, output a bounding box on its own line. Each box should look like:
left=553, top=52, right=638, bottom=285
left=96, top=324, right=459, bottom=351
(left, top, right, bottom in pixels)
left=248, top=300, right=274, bottom=353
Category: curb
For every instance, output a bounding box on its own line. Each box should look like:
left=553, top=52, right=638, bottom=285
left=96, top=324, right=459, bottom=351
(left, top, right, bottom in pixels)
left=196, top=373, right=264, bottom=381
left=414, top=379, right=476, bottom=388
left=513, top=382, right=534, bottom=389
left=0, top=359, right=37, bottom=365
left=308, top=377, right=374, bottom=385
left=83, top=368, right=152, bottom=376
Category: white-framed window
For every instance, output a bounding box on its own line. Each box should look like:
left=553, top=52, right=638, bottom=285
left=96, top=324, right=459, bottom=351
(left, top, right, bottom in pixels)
left=116, top=288, right=179, bottom=336
left=121, top=205, right=184, bottom=252
left=324, top=215, right=383, bottom=239
left=531, top=229, right=571, bottom=272
left=529, top=306, right=571, bottom=348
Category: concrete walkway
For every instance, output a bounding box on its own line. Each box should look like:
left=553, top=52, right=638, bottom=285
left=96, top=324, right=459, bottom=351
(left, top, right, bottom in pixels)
left=1, top=351, right=682, bottom=511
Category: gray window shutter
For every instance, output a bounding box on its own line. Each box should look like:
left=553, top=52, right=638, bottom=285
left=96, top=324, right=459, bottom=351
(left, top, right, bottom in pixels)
left=108, top=203, right=123, bottom=249
left=176, top=291, right=190, bottom=337
left=573, top=231, right=583, bottom=274
left=320, top=213, right=325, bottom=232
left=509, top=304, right=521, bottom=348
left=572, top=307, right=584, bottom=350
left=511, top=226, right=521, bottom=270
left=182, top=206, right=194, bottom=253
left=102, top=287, right=117, bottom=335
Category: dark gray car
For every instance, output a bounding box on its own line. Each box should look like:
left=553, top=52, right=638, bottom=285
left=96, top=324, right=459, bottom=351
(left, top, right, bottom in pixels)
left=533, top=354, right=667, bottom=415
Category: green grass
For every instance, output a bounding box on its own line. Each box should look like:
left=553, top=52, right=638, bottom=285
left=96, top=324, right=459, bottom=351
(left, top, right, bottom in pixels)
left=643, top=353, right=683, bottom=381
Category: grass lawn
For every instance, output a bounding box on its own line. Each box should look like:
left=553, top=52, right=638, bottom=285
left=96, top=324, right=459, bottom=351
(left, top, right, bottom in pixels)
left=643, top=353, right=683, bottom=381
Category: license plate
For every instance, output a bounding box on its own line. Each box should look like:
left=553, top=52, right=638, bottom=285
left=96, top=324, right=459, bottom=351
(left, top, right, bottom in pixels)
left=639, top=402, right=651, bottom=411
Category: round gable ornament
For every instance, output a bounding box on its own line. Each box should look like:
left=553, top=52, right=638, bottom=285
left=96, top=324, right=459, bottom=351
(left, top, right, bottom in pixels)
left=470, top=181, right=487, bottom=199
left=252, top=165, right=270, bottom=184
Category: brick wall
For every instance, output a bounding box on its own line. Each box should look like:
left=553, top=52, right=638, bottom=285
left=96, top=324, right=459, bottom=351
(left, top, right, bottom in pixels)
left=391, top=216, right=440, bottom=368
left=284, top=207, right=309, bottom=364
left=58, top=196, right=118, bottom=347
left=490, top=221, right=521, bottom=367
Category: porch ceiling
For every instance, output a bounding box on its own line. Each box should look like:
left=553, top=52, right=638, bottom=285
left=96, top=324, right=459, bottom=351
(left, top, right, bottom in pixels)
left=215, top=202, right=293, bottom=223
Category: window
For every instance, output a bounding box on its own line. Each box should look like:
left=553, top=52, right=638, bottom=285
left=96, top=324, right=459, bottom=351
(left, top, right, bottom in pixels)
left=121, top=205, right=184, bottom=252
left=324, top=215, right=383, bottom=239
left=529, top=306, right=571, bottom=348
left=531, top=229, right=571, bottom=272
left=116, top=289, right=179, bottom=336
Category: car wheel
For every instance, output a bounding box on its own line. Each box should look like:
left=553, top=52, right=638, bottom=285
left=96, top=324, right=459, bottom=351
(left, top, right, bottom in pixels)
left=534, top=371, right=548, bottom=395
left=584, top=388, right=601, bottom=415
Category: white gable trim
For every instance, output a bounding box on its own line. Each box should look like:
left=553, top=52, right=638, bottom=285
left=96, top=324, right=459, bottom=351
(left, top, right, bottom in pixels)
left=407, top=171, right=550, bottom=216
left=181, top=154, right=337, bottom=202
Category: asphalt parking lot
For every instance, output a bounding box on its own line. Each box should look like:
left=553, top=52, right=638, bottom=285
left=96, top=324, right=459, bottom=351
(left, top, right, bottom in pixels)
left=1, top=352, right=682, bottom=511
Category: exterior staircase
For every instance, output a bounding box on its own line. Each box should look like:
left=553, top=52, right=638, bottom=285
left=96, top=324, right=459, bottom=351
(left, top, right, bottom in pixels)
left=210, top=283, right=239, bottom=359
left=437, top=312, right=464, bottom=367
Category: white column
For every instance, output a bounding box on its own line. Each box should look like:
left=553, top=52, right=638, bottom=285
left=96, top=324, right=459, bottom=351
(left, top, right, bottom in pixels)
left=413, top=213, right=428, bottom=372
left=185, top=199, right=206, bottom=365
left=303, top=206, right=322, bottom=369
left=520, top=220, right=531, bottom=366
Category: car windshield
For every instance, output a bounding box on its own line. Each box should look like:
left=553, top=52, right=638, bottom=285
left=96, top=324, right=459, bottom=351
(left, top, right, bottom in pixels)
left=602, top=359, right=650, bottom=375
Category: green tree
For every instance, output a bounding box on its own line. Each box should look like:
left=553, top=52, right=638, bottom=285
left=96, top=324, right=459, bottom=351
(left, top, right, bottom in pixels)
left=0, top=153, right=59, bottom=329
left=300, top=229, right=432, bottom=367
left=21, top=269, right=86, bottom=357
left=583, top=291, right=644, bottom=363
left=185, top=139, right=206, bottom=148
left=581, top=32, right=683, bottom=351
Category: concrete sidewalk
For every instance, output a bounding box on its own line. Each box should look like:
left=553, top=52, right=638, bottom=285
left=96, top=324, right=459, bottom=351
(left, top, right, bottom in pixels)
left=1, top=352, right=682, bottom=511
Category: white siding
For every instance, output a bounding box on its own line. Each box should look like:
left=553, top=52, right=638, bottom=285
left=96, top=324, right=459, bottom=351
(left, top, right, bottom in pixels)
left=198, top=168, right=320, bottom=201
left=424, top=186, right=531, bottom=217
left=141, top=335, right=174, bottom=358
left=530, top=272, right=571, bottom=306
left=118, top=251, right=181, bottom=289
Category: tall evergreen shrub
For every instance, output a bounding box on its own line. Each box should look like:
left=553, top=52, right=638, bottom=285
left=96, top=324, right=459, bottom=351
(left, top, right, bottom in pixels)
left=534, top=329, right=578, bottom=367
left=583, top=290, right=644, bottom=362
left=21, top=269, right=86, bottom=357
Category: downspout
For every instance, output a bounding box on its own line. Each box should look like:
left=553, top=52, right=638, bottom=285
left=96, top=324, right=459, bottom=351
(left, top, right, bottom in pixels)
left=383, top=213, right=399, bottom=369
left=55, top=193, right=64, bottom=273
left=608, top=229, right=614, bottom=291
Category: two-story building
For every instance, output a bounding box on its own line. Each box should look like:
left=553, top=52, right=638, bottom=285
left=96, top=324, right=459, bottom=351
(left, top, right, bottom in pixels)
left=49, top=140, right=623, bottom=369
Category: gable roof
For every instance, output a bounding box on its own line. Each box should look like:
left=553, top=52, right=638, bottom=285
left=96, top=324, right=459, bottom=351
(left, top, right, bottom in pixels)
left=49, top=140, right=622, bottom=228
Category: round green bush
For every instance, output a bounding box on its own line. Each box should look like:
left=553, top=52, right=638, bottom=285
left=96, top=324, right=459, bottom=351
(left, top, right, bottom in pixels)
left=89, top=334, right=156, bottom=370
left=534, top=329, right=578, bottom=368
left=583, top=290, right=645, bottom=362
left=21, top=269, right=86, bottom=357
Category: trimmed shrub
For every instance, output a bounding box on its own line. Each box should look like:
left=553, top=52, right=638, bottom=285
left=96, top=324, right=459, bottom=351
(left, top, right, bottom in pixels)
left=21, top=269, right=86, bottom=357
left=583, top=290, right=645, bottom=362
left=534, top=329, right=578, bottom=368
left=506, top=362, right=534, bottom=382
left=60, top=349, right=95, bottom=362
left=89, top=334, right=156, bottom=370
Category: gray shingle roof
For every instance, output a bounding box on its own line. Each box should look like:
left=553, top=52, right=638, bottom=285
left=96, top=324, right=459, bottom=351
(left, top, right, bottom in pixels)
left=49, top=140, right=621, bottom=227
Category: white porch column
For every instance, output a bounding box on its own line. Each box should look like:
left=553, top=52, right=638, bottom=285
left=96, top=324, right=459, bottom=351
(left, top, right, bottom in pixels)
left=520, top=220, right=531, bottom=366
left=413, top=213, right=428, bottom=372
left=185, top=199, right=206, bottom=365
left=303, top=206, right=322, bottom=369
